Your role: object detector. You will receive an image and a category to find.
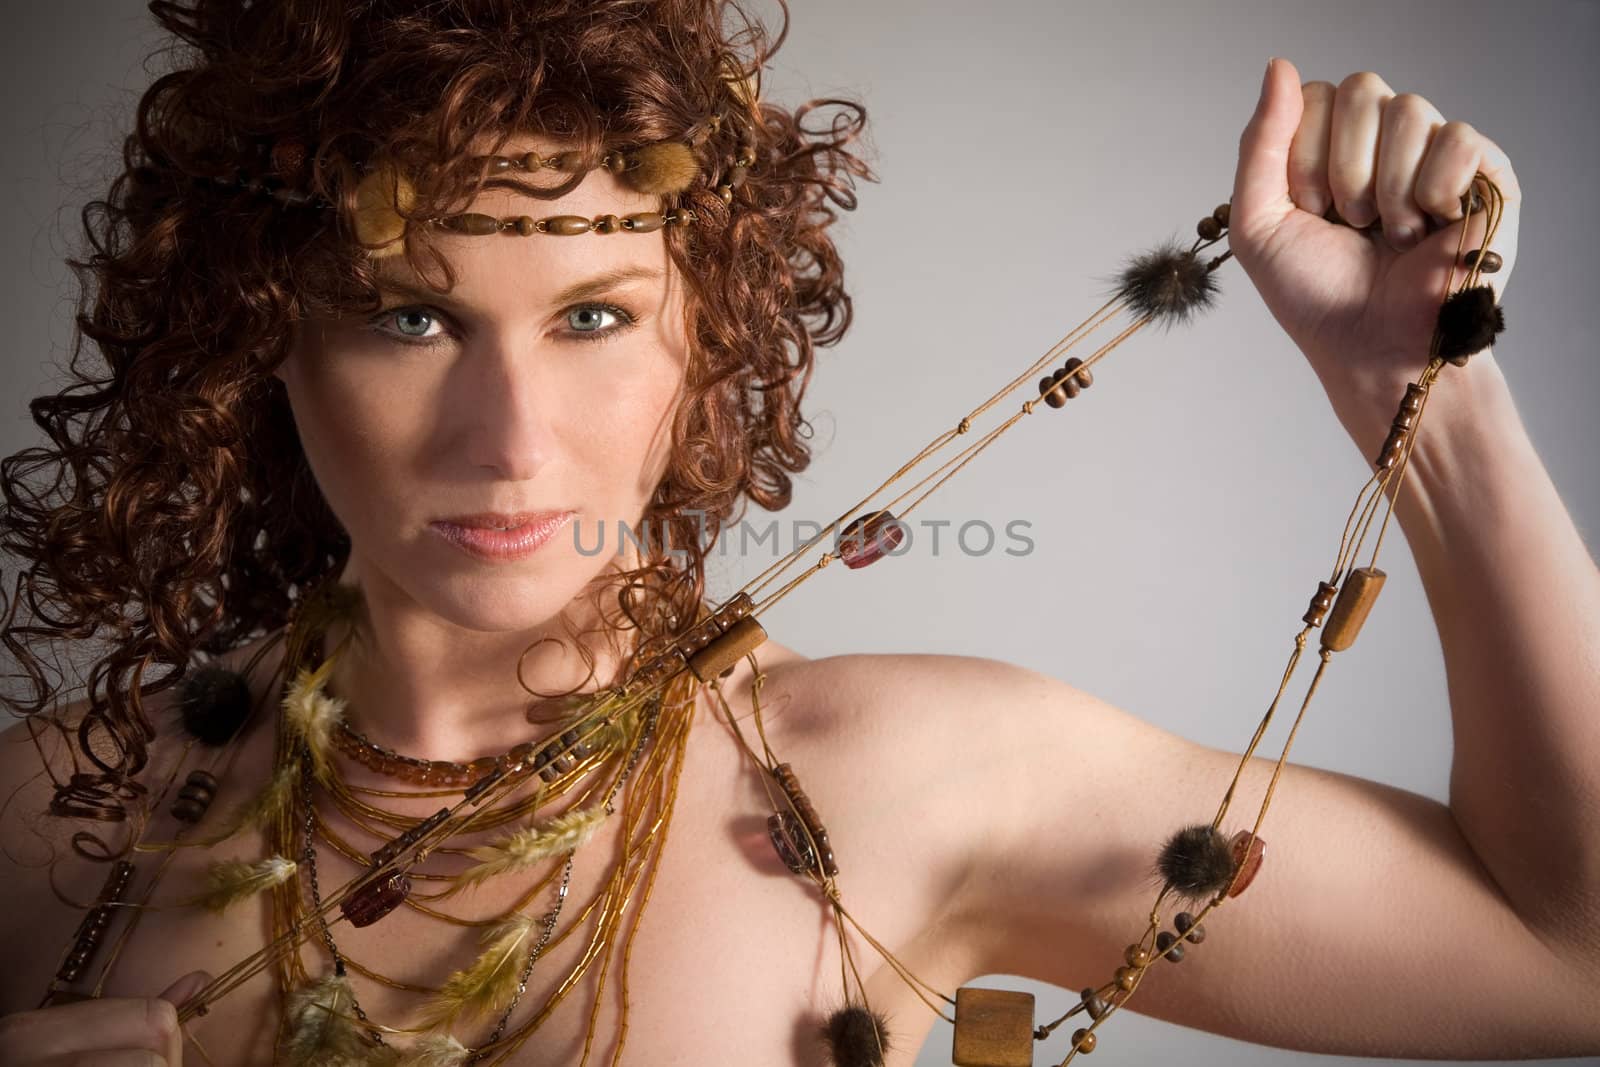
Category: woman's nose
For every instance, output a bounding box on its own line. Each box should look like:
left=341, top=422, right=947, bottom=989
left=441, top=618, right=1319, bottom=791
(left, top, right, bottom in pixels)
left=457, top=336, right=554, bottom=482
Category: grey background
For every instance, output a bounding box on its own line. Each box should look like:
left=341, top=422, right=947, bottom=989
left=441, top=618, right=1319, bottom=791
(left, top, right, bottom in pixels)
left=3, top=2, right=1596, bottom=1065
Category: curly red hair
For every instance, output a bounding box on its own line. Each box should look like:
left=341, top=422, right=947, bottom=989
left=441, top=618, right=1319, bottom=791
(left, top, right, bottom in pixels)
left=0, top=0, right=874, bottom=835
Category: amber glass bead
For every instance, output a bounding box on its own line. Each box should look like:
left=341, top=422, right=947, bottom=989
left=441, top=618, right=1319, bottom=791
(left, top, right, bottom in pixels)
left=342, top=872, right=411, bottom=927
left=1227, top=830, right=1266, bottom=897
left=1072, top=1028, right=1097, bottom=1053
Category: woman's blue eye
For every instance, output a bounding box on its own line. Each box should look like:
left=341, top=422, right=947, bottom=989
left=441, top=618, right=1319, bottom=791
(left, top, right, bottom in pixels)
left=566, top=304, right=631, bottom=338
left=367, top=306, right=448, bottom=347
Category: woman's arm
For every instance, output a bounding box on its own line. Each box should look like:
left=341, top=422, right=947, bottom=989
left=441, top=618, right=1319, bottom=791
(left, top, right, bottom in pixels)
left=1383, top=350, right=1600, bottom=966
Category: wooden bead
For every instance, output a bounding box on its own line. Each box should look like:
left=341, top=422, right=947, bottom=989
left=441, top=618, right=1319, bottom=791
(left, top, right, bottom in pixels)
left=625, top=212, right=666, bottom=233
left=1174, top=911, right=1206, bottom=943
left=171, top=797, right=208, bottom=823
left=1124, top=944, right=1151, bottom=967
left=593, top=214, right=621, bottom=234
left=1080, top=988, right=1110, bottom=1020
left=438, top=212, right=500, bottom=235
left=1320, top=565, right=1386, bottom=652
left=519, top=151, right=542, bottom=171
left=1113, top=966, right=1137, bottom=992
left=1040, top=374, right=1067, bottom=408
left=1063, top=356, right=1093, bottom=389
left=186, top=770, right=219, bottom=794
left=951, top=986, right=1035, bottom=1067
left=1375, top=426, right=1408, bottom=471
left=687, top=616, right=767, bottom=682
left=728, top=163, right=750, bottom=187
left=514, top=215, right=536, bottom=236
left=1463, top=248, right=1502, bottom=273
left=544, top=215, right=592, bottom=236
left=1156, top=930, right=1185, bottom=962
left=1212, top=202, right=1231, bottom=227
left=1399, top=382, right=1425, bottom=414
left=1302, top=580, right=1337, bottom=627
left=1197, top=216, right=1222, bottom=240
left=714, top=592, right=754, bottom=628
left=1072, top=1028, right=1097, bottom=1053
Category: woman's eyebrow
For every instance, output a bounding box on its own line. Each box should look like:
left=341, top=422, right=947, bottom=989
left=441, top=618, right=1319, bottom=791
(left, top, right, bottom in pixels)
left=373, top=265, right=664, bottom=308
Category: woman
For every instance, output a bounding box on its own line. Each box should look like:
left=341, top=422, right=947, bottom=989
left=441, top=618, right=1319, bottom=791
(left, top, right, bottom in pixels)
left=1, top=1, right=1596, bottom=1065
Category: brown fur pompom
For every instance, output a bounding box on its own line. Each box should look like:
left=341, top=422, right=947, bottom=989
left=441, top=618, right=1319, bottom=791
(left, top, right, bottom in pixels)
left=619, top=141, right=700, bottom=195
left=179, top=664, right=253, bottom=746
left=1113, top=240, right=1218, bottom=329
left=820, top=1003, right=893, bottom=1067
left=1155, top=823, right=1235, bottom=903
left=1435, top=284, right=1505, bottom=366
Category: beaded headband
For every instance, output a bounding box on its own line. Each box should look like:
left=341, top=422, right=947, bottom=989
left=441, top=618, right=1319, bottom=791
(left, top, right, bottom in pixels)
left=206, top=69, right=760, bottom=258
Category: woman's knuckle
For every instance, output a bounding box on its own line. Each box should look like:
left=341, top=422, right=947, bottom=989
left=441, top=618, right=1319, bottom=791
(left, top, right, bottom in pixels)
left=1338, top=70, right=1389, bottom=96
left=1436, top=119, right=1478, bottom=147
left=145, top=996, right=179, bottom=1040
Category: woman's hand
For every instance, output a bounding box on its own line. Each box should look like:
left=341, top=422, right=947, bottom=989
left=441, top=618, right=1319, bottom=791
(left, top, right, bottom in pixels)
left=0, top=971, right=208, bottom=1066
left=1227, top=58, right=1520, bottom=441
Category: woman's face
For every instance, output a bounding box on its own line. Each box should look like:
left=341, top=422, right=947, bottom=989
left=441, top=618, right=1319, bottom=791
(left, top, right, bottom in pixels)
left=275, top=139, right=690, bottom=632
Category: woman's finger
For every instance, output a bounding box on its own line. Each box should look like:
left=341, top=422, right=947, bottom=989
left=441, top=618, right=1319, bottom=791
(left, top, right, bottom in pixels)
left=0, top=998, right=178, bottom=1062
left=1287, top=80, right=1335, bottom=216
left=1374, top=91, right=1446, bottom=252
left=1414, top=119, right=1486, bottom=225
left=1327, top=70, right=1395, bottom=229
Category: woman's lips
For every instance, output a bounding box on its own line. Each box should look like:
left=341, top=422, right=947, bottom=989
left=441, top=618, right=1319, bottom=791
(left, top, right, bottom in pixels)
left=428, top=511, right=574, bottom=562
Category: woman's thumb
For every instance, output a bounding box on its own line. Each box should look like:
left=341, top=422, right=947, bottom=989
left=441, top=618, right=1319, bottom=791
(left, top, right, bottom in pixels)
left=1231, top=56, right=1304, bottom=245
left=157, top=970, right=211, bottom=1008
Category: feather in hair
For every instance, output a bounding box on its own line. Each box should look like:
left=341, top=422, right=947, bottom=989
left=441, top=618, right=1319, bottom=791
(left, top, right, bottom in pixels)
left=460, top=805, right=606, bottom=887
left=416, top=914, right=537, bottom=1030
left=186, top=855, right=296, bottom=914
left=283, top=664, right=345, bottom=785
left=281, top=971, right=378, bottom=1066
left=396, top=1034, right=470, bottom=1067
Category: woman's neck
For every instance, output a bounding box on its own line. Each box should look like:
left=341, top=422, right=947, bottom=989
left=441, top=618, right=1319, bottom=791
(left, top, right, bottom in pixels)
left=315, top=558, right=636, bottom=763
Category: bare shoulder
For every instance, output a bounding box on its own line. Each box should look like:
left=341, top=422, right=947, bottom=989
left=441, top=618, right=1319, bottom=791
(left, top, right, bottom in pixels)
left=0, top=630, right=289, bottom=1013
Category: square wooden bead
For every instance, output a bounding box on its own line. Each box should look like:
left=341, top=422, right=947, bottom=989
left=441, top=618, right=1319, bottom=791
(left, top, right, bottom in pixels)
left=952, top=986, right=1035, bottom=1067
